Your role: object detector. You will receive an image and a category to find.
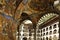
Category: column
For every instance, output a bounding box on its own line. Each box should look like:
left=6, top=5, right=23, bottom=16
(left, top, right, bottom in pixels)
left=34, top=25, right=36, bottom=40
left=59, top=14, right=60, bottom=40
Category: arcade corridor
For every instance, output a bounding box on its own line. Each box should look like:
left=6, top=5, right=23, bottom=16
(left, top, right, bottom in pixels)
left=0, top=0, right=60, bottom=40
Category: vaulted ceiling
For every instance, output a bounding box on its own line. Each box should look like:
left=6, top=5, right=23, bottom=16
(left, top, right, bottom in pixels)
left=0, top=0, right=59, bottom=20
left=15, top=0, right=59, bottom=19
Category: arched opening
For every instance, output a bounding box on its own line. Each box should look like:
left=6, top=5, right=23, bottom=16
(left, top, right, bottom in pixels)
left=36, top=13, right=59, bottom=40
left=16, top=20, right=34, bottom=40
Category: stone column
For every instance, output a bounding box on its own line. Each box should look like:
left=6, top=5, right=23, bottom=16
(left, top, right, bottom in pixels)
left=34, top=25, right=36, bottom=40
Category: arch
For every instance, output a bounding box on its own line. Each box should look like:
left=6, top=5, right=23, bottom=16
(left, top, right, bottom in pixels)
left=36, top=12, right=59, bottom=28
left=17, top=12, right=33, bottom=29
left=19, top=19, right=33, bottom=29
left=16, top=19, right=33, bottom=40
left=36, top=12, right=59, bottom=40
left=23, top=20, right=32, bottom=24
left=16, top=12, right=34, bottom=40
